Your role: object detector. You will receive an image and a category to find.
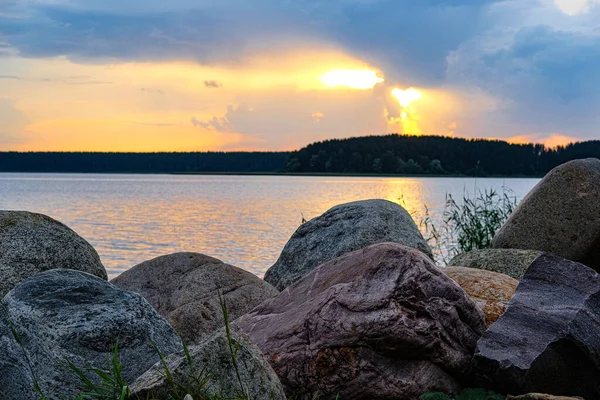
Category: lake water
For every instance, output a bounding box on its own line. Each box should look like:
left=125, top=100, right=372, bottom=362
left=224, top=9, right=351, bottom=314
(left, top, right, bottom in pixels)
left=0, top=174, right=539, bottom=279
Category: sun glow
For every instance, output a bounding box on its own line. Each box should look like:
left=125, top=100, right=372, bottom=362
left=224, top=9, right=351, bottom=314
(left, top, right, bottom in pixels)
left=392, top=88, right=422, bottom=107
left=318, top=69, right=384, bottom=90
left=390, top=87, right=423, bottom=135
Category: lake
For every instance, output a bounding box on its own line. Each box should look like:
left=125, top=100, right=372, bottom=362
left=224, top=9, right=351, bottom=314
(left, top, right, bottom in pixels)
left=0, top=174, right=539, bottom=279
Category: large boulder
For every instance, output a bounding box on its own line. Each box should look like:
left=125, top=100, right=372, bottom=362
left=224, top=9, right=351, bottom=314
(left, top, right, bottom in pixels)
left=112, top=252, right=279, bottom=344
left=239, top=243, right=485, bottom=400
left=0, top=314, right=35, bottom=400
left=492, top=158, right=600, bottom=271
left=442, top=267, right=518, bottom=327
left=448, top=249, right=541, bottom=280
left=472, top=254, right=600, bottom=399
left=264, top=199, right=432, bottom=290
left=0, top=269, right=183, bottom=399
left=131, top=324, right=286, bottom=400
left=0, top=211, right=107, bottom=298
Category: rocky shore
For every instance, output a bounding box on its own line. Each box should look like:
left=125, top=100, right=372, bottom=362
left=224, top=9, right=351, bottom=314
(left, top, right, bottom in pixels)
left=2, top=158, right=600, bottom=399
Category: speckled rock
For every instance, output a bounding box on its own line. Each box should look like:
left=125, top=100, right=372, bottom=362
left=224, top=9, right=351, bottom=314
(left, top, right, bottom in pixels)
left=131, top=324, right=285, bottom=400
left=112, top=252, right=279, bottom=344
left=449, top=249, right=541, bottom=280
left=0, top=269, right=182, bottom=400
left=239, top=243, right=485, bottom=400
left=0, top=312, right=35, bottom=400
left=492, top=158, right=600, bottom=271
left=473, top=254, right=600, bottom=399
left=264, top=199, right=432, bottom=290
left=507, top=394, right=584, bottom=400
left=442, top=266, right=519, bottom=327
left=0, top=210, right=107, bottom=298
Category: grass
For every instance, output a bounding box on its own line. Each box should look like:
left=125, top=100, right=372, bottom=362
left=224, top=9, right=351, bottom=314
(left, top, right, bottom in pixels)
left=419, top=188, right=517, bottom=264
left=421, top=388, right=505, bottom=400
left=3, top=295, right=257, bottom=400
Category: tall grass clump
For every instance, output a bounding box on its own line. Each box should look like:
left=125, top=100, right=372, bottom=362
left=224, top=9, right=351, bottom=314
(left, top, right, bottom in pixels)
left=421, top=188, right=518, bottom=264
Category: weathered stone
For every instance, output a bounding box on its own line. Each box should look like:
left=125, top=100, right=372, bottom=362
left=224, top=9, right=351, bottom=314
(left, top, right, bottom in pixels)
left=0, top=210, right=107, bottom=298
left=0, top=269, right=182, bottom=399
left=112, top=252, right=279, bottom=344
left=0, top=314, right=36, bottom=400
left=448, top=249, right=542, bottom=280
left=492, top=158, right=600, bottom=271
left=239, top=243, right=485, bottom=400
left=442, top=266, right=518, bottom=327
left=472, top=254, right=600, bottom=399
left=264, top=199, right=432, bottom=290
left=131, top=324, right=285, bottom=400
left=507, top=394, right=584, bottom=400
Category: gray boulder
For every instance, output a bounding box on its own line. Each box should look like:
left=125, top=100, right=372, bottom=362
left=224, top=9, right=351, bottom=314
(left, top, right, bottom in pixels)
left=492, top=158, right=600, bottom=271
left=449, top=249, right=541, bottom=279
left=264, top=199, right=432, bottom=290
left=111, top=252, right=279, bottom=344
left=0, top=313, right=35, bottom=400
left=0, top=269, right=182, bottom=399
left=131, top=324, right=286, bottom=400
left=239, top=243, right=485, bottom=400
left=472, top=254, right=600, bottom=399
left=0, top=210, right=107, bottom=298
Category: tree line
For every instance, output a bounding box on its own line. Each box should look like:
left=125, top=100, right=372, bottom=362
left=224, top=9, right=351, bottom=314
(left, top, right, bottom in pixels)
left=1, top=135, right=599, bottom=176
left=284, top=135, right=600, bottom=176
left=0, top=152, right=290, bottom=173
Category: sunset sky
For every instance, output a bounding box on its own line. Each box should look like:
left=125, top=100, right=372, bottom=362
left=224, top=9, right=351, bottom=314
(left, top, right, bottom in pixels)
left=1, top=0, right=599, bottom=152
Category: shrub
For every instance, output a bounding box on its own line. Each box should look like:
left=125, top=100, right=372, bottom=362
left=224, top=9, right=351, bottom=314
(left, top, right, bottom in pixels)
left=421, top=188, right=517, bottom=264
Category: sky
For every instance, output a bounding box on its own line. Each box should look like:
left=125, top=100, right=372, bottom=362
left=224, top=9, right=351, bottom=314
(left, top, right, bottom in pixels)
left=0, top=0, right=599, bottom=152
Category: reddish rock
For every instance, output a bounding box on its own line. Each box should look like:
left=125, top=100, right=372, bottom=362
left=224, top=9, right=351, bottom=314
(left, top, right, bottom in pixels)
left=238, top=243, right=486, bottom=400
left=442, top=266, right=518, bottom=326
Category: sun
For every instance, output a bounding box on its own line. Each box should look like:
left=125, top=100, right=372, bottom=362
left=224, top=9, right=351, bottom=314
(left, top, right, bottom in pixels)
left=318, top=69, right=384, bottom=90
left=392, top=88, right=422, bottom=108
left=390, top=87, right=423, bottom=135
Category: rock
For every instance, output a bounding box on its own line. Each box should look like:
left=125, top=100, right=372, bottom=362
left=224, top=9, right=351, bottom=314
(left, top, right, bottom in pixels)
left=472, top=254, right=600, bottom=399
left=442, top=267, right=518, bottom=327
left=183, top=395, right=194, bottom=400
left=448, top=249, right=542, bottom=280
left=0, top=314, right=36, bottom=400
left=264, top=199, right=432, bottom=290
left=131, top=324, right=285, bottom=400
left=507, top=395, right=584, bottom=400
left=492, top=158, right=600, bottom=271
left=111, top=252, right=279, bottom=344
left=239, top=243, right=485, bottom=400
left=0, top=210, right=107, bottom=298
left=0, top=269, right=182, bottom=399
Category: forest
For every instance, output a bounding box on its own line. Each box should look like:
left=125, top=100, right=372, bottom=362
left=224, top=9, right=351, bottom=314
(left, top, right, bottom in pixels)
left=1, top=135, right=600, bottom=176
left=284, top=135, right=600, bottom=176
left=0, top=152, right=290, bottom=173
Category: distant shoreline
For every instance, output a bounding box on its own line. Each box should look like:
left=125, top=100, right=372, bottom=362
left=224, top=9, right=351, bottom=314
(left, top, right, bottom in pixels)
left=0, top=171, right=542, bottom=179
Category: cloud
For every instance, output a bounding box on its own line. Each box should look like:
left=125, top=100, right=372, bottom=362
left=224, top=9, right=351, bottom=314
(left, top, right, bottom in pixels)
left=141, top=88, right=165, bottom=94
left=447, top=22, right=600, bottom=140
left=191, top=115, right=234, bottom=132
left=203, top=80, right=222, bottom=88
left=2, top=0, right=600, bottom=145
left=0, top=74, right=21, bottom=80
left=192, top=89, right=387, bottom=149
